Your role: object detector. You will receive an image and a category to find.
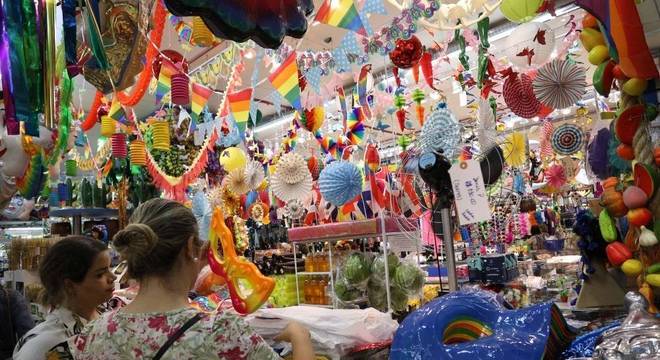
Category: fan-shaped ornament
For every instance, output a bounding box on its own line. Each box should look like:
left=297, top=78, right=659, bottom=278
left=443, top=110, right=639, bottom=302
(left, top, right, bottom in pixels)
left=551, top=124, right=584, bottom=156
left=503, top=73, right=542, bottom=119
left=419, top=103, right=461, bottom=158
left=533, top=59, right=586, bottom=109
left=318, top=161, right=363, bottom=206
left=284, top=199, right=305, bottom=220
left=505, top=22, right=555, bottom=69
left=248, top=201, right=270, bottom=224
left=545, top=164, right=567, bottom=188
left=244, top=160, right=265, bottom=191
left=274, top=152, right=308, bottom=185
left=226, top=168, right=249, bottom=195
left=501, top=132, right=528, bottom=168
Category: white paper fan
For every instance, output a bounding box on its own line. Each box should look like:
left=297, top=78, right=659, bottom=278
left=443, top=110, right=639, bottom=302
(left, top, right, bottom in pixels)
left=244, top=160, right=265, bottom=190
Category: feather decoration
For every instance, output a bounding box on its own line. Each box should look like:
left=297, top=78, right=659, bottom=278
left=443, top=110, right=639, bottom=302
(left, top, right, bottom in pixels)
left=586, top=127, right=610, bottom=180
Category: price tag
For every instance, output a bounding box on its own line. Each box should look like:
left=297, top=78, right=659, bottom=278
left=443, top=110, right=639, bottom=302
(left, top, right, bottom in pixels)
left=449, top=160, right=492, bottom=225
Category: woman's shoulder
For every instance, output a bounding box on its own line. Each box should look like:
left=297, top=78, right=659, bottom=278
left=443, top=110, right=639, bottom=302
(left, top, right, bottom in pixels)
left=13, top=321, right=68, bottom=360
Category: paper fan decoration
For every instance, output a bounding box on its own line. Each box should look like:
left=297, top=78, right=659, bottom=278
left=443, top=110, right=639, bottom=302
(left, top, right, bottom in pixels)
left=244, top=160, right=265, bottom=190
left=540, top=120, right=554, bottom=159
left=274, top=153, right=308, bottom=184
left=478, top=98, right=497, bottom=149
left=545, top=164, right=567, bottom=188
left=551, top=124, right=584, bottom=156
left=318, top=161, right=363, bottom=206
left=501, top=132, right=528, bottom=167
left=345, top=113, right=365, bottom=145
left=419, top=103, right=461, bottom=158
left=284, top=199, right=305, bottom=220
left=503, top=73, right=542, bottom=119
left=248, top=201, right=270, bottom=224
left=299, top=107, right=325, bottom=133
left=533, top=59, right=586, bottom=109
left=225, top=168, right=250, bottom=195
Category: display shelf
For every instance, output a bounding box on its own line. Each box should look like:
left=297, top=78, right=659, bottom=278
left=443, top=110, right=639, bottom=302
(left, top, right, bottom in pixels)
left=287, top=217, right=418, bottom=243
left=296, top=272, right=331, bottom=276
left=0, top=220, right=43, bottom=228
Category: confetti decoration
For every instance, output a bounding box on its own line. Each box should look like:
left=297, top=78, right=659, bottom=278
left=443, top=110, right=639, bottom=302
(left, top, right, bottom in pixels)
left=268, top=52, right=302, bottom=110
left=315, top=0, right=367, bottom=35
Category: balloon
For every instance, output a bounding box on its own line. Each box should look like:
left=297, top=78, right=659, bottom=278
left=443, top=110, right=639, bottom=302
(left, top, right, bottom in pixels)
left=163, top=0, right=314, bottom=49
left=83, top=0, right=152, bottom=93
left=389, top=35, right=423, bottom=69
left=207, top=207, right=275, bottom=314
left=219, top=147, right=247, bottom=171
left=152, top=49, right=189, bottom=78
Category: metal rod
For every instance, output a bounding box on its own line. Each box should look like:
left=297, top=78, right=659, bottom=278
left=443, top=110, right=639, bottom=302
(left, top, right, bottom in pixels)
left=440, top=208, right=458, bottom=292
left=379, top=213, right=392, bottom=313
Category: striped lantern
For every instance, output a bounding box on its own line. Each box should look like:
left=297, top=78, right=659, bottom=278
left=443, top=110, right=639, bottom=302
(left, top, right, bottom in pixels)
left=100, top=116, right=116, bottom=137
left=192, top=17, right=215, bottom=47
left=171, top=73, right=190, bottom=105
left=111, top=133, right=128, bottom=159
left=151, top=121, right=171, bottom=150
left=65, top=159, right=78, bottom=177
left=129, top=139, right=147, bottom=166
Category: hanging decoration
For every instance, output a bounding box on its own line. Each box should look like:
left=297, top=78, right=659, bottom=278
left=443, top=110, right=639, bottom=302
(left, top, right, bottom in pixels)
left=155, top=57, right=179, bottom=103
left=419, top=103, right=461, bottom=159
left=269, top=53, right=302, bottom=111
left=150, top=120, right=171, bottom=151
left=545, top=164, right=567, bottom=189
left=111, top=133, right=128, bottom=159
left=129, top=139, right=147, bottom=166
left=244, top=160, right=265, bottom=191
left=315, top=0, right=366, bottom=35
left=225, top=168, right=250, bottom=195
left=101, top=117, right=116, bottom=138
left=271, top=154, right=313, bottom=203
left=533, top=59, right=587, bottom=109
left=299, top=107, right=325, bottom=133
left=505, top=22, right=555, bottom=69
left=191, top=83, right=214, bottom=121
left=501, top=132, right=528, bottom=168
left=191, top=17, right=216, bottom=47
left=503, top=73, right=542, bottom=119
left=499, top=0, right=544, bottom=23
left=227, top=88, right=253, bottom=136
left=319, top=161, right=363, bottom=206
left=171, top=73, right=191, bottom=105
left=411, top=89, right=425, bottom=126
left=551, top=124, right=584, bottom=156
left=219, top=147, right=247, bottom=172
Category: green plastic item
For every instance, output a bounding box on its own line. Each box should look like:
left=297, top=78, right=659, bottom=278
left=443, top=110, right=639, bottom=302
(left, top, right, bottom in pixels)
left=599, top=209, right=618, bottom=242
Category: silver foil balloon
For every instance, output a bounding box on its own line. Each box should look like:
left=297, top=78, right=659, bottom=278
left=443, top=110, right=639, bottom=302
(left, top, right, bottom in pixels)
left=593, top=292, right=660, bottom=359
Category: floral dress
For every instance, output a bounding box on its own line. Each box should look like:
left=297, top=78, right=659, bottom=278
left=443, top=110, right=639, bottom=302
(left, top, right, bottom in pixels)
left=13, top=308, right=86, bottom=360
left=70, top=307, right=282, bottom=360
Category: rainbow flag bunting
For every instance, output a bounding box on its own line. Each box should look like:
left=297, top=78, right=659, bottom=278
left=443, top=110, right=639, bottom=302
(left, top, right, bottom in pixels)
left=155, top=58, right=179, bottom=103
left=108, top=98, right=127, bottom=124
left=191, top=82, right=214, bottom=121
left=268, top=53, right=302, bottom=111
left=227, top=88, right=253, bottom=136
left=315, top=0, right=367, bottom=36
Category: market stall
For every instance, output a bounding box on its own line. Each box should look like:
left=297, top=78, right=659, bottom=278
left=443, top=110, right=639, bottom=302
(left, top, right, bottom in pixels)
left=1, top=0, right=659, bottom=358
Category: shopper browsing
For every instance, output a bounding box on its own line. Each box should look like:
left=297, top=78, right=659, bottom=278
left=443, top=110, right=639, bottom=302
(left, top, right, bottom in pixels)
left=0, top=283, right=35, bottom=359
left=70, top=198, right=314, bottom=360
left=13, top=236, right=116, bottom=360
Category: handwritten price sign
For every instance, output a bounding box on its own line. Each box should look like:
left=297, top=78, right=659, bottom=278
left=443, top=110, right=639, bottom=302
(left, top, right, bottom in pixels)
left=449, top=160, right=492, bottom=225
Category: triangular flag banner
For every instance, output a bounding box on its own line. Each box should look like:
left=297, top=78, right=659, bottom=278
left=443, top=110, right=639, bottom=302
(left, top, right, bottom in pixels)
left=108, top=98, right=127, bottom=124
left=227, top=88, right=253, bottom=136
left=191, top=82, right=213, bottom=118
left=156, top=58, right=178, bottom=103
left=363, top=0, right=386, bottom=15
left=359, top=10, right=374, bottom=36
left=271, top=91, right=282, bottom=114
left=268, top=53, right=302, bottom=111
left=339, top=32, right=363, bottom=58
left=315, top=0, right=367, bottom=36
left=332, top=47, right=350, bottom=73
left=305, top=67, right=323, bottom=94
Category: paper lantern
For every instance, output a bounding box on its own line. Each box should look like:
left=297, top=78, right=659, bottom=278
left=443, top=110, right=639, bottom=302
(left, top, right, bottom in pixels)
left=129, top=139, right=146, bottom=166
left=318, top=161, right=363, bottom=206
left=503, top=73, right=542, bottom=119
left=500, top=0, right=544, bottom=23
left=219, top=147, right=247, bottom=172
left=111, top=133, right=128, bottom=159
left=533, top=59, right=586, bottom=109
left=65, top=159, right=77, bottom=177
left=307, top=155, right=322, bottom=181
left=419, top=104, right=461, bottom=158
left=100, top=116, right=116, bottom=137
left=551, top=124, right=584, bottom=156
left=171, top=73, right=190, bottom=105
left=192, top=17, right=215, bottom=47
left=151, top=121, right=171, bottom=150
left=505, top=22, right=555, bottom=69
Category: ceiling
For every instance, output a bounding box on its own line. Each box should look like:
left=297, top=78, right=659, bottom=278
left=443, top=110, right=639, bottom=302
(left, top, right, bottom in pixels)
left=72, top=0, right=660, bottom=152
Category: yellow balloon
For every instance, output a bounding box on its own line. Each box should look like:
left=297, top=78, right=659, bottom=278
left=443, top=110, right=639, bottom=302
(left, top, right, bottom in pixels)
left=219, top=147, right=247, bottom=171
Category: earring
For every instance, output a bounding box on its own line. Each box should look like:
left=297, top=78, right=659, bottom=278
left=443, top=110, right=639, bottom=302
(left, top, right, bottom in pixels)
left=193, top=257, right=199, bottom=261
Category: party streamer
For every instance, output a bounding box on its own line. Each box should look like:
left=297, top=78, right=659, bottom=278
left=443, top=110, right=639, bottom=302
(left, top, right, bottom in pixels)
left=268, top=53, right=302, bottom=111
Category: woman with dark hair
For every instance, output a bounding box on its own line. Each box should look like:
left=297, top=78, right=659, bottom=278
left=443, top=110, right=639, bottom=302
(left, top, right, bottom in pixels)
left=12, top=236, right=116, bottom=360
left=71, top=198, right=314, bottom=360
left=0, top=284, right=34, bottom=359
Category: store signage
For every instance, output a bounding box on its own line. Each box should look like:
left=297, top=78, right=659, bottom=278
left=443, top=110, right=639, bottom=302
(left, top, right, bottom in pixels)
left=449, top=160, right=492, bottom=225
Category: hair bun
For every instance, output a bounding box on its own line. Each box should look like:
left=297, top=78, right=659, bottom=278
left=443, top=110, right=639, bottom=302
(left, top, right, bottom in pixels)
left=112, top=223, right=158, bottom=259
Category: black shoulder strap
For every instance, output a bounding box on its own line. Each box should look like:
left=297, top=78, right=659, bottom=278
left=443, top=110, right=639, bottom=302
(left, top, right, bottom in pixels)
left=153, top=312, right=206, bottom=360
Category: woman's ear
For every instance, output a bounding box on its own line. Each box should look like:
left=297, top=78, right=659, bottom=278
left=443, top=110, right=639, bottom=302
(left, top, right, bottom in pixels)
left=185, top=235, right=197, bottom=261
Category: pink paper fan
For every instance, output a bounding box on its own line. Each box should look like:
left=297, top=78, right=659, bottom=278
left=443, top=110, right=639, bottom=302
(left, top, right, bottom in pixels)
left=503, top=73, right=542, bottom=119
left=545, top=164, right=566, bottom=188
left=533, top=59, right=586, bottom=109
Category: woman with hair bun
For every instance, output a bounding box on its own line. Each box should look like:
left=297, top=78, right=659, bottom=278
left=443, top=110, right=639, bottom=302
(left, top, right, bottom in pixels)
left=13, top=236, right=115, bottom=360
left=71, top=198, right=313, bottom=360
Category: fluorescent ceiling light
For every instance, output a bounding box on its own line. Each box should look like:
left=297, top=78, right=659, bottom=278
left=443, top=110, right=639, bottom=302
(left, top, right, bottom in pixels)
left=254, top=113, right=295, bottom=134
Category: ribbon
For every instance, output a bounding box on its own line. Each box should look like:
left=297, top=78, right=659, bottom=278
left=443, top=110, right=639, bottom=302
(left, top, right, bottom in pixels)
left=0, top=4, right=17, bottom=134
